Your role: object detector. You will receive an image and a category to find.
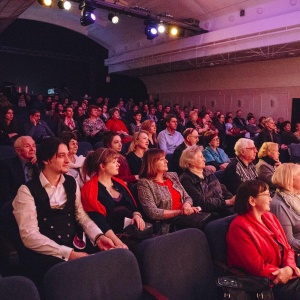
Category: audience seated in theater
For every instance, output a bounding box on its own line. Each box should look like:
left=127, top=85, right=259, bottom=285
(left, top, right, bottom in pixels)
left=13, top=137, right=114, bottom=282
left=213, top=113, right=226, bottom=148
left=180, top=145, right=235, bottom=218
left=59, top=131, right=86, bottom=188
left=280, top=121, right=299, bottom=146
left=137, top=148, right=206, bottom=234
left=126, top=130, right=149, bottom=176
left=276, top=117, right=285, bottom=134
left=256, top=117, right=283, bottom=149
left=82, top=105, right=107, bottom=146
left=258, top=116, right=266, bottom=130
left=103, top=131, right=138, bottom=184
left=100, top=104, right=109, bottom=123
left=227, top=180, right=300, bottom=300
left=233, top=109, right=247, bottom=134
left=293, top=123, right=300, bottom=142
left=223, top=138, right=258, bottom=194
left=141, top=119, right=158, bottom=149
left=256, top=142, right=281, bottom=194
left=271, top=163, right=300, bottom=257
left=202, top=131, right=230, bottom=171
left=81, top=148, right=145, bottom=250
left=0, top=94, right=13, bottom=113
left=176, top=110, right=187, bottom=134
left=147, top=107, right=158, bottom=124
left=171, top=128, right=201, bottom=175
left=24, top=109, right=54, bottom=143
left=106, top=107, right=131, bottom=144
left=246, top=116, right=261, bottom=138
left=57, top=106, right=79, bottom=137
left=157, top=114, right=184, bottom=157
left=0, top=136, right=38, bottom=211
left=186, top=110, right=208, bottom=135
left=0, top=106, right=19, bottom=146
left=129, top=110, right=142, bottom=135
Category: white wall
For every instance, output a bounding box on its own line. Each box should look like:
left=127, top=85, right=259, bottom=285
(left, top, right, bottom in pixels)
left=140, top=57, right=300, bottom=120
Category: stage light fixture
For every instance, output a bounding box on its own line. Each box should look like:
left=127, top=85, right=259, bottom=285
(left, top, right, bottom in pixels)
left=108, top=13, right=119, bottom=24
left=58, top=0, right=71, bottom=10
left=170, top=26, right=179, bottom=36
left=38, top=0, right=52, bottom=6
left=144, top=20, right=158, bottom=40
left=157, top=23, right=165, bottom=34
left=80, top=7, right=96, bottom=26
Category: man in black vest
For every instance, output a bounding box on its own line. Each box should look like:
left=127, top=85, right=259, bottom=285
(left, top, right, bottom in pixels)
left=12, top=137, right=115, bottom=281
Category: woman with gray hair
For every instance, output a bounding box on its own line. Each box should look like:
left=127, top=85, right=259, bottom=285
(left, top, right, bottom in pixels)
left=180, top=145, right=235, bottom=217
left=271, top=163, right=300, bottom=256
left=256, top=142, right=281, bottom=192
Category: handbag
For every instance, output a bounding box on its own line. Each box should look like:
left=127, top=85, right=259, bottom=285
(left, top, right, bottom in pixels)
left=123, top=222, right=153, bottom=241
left=216, top=276, right=274, bottom=300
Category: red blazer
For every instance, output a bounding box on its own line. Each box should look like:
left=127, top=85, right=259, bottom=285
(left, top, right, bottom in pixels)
left=81, top=175, right=136, bottom=217
left=227, top=212, right=299, bottom=281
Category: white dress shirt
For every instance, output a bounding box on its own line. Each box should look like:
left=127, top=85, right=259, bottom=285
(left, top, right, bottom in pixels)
left=13, top=172, right=102, bottom=261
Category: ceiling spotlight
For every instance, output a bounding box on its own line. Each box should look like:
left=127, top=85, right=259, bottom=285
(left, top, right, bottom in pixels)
left=144, top=20, right=158, bottom=40
left=170, top=26, right=179, bottom=36
left=108, top=13, right=119, bottom=24
left=80, top=8, right=96, bottom=26
left=58, top=0, right=71, bottom=10
left=38, top=0, right=52, bottom=6
left=157, top=23, right=165, bottom=34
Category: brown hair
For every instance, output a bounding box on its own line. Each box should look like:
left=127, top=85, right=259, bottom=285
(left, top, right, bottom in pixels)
left=82, top=148, right=119, bottom=181
left=141, top=120, right=157, bottom=144
left=139, top=148, right=165, bottom=179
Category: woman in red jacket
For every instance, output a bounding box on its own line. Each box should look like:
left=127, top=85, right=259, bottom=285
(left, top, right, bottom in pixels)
left=227, top=180, right=300, bottom=300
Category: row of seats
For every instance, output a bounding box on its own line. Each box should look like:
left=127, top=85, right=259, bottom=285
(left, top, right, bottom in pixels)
left=1, top=228, right=219, bottom=300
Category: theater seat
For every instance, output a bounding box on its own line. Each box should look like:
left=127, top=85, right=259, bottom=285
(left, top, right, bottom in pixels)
left=0, top=275, right=40, bottom=300
left=137, top=229, right=217, bottom=300
left=43, top=249, right=145, bottom=300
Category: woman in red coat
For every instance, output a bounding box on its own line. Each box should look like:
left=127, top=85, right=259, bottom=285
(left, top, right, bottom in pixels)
left=227, top=180, right=300, bottom=299
left=227, top=180, right=300, bottom=300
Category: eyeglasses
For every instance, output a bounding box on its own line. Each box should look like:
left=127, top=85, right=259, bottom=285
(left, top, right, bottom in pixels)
left=256, top=192, right=271, bottom=197
left=245, top=147, right=257, bottom=151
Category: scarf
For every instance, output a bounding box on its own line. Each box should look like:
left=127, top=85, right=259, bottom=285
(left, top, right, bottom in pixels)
left=64, top=117, right=75, bottom=130
left=278, top=190, right=300, bottom=216
left=261, top=156, right=277, bottom=167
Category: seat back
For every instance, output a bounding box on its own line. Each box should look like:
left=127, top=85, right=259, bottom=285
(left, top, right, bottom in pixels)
left=0, top=275, right=40, bottom=300
left=0, top=146, right=16, bottom=160
left=288, top=143, right=300, bottom=163
left=77, top=141, right=93, bottom=156
left=43, top=249, right=143, bottom=300
left=204, top=214, right=236, bottom=266
left=137, top=229, right=216, bottom=300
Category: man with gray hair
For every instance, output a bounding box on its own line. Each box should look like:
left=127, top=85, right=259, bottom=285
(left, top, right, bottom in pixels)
left=223, top=138, right=258, bottom=194
left=0, top=136, right=38, bottom=210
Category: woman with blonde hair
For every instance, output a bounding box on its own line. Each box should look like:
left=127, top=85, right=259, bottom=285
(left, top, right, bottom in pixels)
left=141, top=119, right=158, bottom=148
left=126, top=130, right=149, bottom=175
left=271, top=163, right=300, bottom=255
left=81, top=148, right=145, bottom=250
left=256, top=142, right=281, bottom=192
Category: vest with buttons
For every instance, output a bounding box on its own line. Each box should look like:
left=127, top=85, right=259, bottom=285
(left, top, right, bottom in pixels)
left=26, top=174, right=77, bottom=248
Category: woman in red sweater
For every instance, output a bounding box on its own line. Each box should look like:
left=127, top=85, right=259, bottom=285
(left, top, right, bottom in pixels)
left=227, top=180, right=300, bottom=300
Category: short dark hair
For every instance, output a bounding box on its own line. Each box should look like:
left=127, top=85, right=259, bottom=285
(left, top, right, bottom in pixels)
left=282, top=120, right=291, bottom=128
left=165, top=114, right=177, bottom=125
left=30, top=109, right=40, bottom=116
left=247, top=116, right=255, bottom=122
left=59, top=131, right=78, bottom=149
left=234, top=180, right=269, bottom=214
left=225, top=116, right=232, bottom=123
left=37, top=137, right=65, bottom=170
